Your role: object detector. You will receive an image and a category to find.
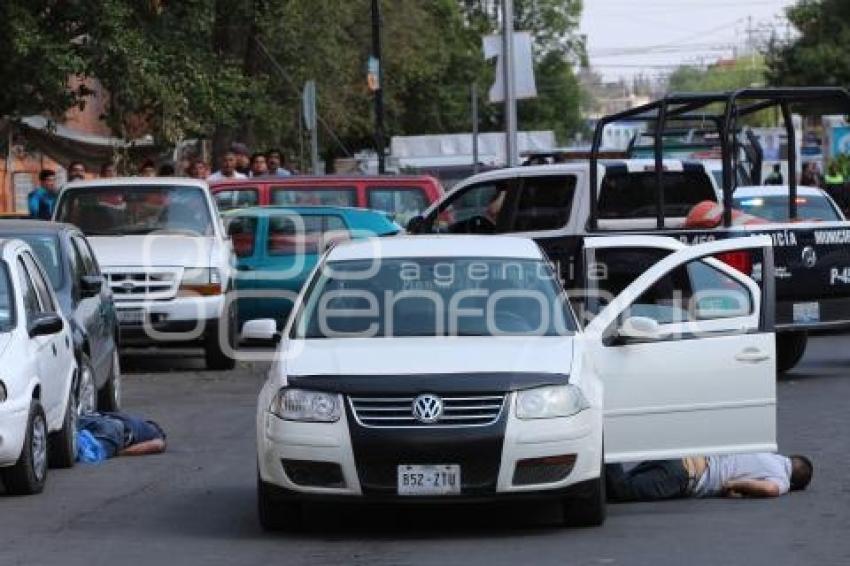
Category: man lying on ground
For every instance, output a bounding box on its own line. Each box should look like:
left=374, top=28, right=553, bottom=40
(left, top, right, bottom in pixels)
left=78, top=412, right=167, bottom=459
left=606, top=453, right=813, bottom=502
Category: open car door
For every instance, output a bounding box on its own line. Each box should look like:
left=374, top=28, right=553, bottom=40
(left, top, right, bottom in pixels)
left=583, top=235, right=776, bottom=462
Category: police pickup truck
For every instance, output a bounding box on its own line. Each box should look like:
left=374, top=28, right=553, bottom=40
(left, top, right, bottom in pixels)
left=407, top=88, right=850, bottom=373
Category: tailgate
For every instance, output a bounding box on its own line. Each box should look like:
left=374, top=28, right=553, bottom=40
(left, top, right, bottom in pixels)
left=760, top=225, right=850, bottom=329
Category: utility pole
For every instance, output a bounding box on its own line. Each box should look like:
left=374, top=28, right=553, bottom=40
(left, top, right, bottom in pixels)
left=502, top=0, right=518, bottom=168
left=371, top=0, right=386, bottom=174
left=472, top=82, right=480, bottom=174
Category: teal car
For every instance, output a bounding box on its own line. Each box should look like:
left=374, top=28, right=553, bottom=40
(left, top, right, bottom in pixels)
left=223, top=206, right=401, bottom=329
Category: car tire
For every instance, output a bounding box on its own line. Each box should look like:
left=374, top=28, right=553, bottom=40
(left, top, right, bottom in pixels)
left=257, top=475, right=303, bottom=532
left=48, top=376, right=79, bottom=469
left=2, top=401, right=49, bottom=495
left=97, top=347, right=122, bottom=411
left=205, top=307, right=236, bottom=371
left=78, top=353, right=97, bottom=415
left=562, top=460, right=606, bottom=528
left=777, top=331, right=807, bottom=374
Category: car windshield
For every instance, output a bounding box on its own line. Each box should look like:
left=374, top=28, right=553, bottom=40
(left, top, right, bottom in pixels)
left=0, top=263, right=15, bottom=332
left=14, top=235, right=63, bottom=289
left=292, top=257, right=576, bottom=338
left=734, top=194, right=842, bottom=221
left=55, top=186, right=214, bottom=236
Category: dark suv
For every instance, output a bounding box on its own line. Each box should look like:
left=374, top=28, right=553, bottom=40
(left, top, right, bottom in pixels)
left=0, top=221, right=121, bottom=412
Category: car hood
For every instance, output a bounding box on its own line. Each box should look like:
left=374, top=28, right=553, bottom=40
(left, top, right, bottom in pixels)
left=87, top=235, right=216, bottom=268
left=284, top=336, right=573, bottom=379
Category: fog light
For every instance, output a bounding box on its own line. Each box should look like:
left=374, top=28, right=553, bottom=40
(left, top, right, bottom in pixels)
left=512, top=454, right=576, bottom=486
left=282, top=459, right=345, bottom=488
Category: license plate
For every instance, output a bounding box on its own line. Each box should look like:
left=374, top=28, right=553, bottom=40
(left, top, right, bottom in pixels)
left=397, top=465, right=461, bottom=496
left=117, top=309, right=145, bottom=325
left=792, top=302, right=820, bottom=323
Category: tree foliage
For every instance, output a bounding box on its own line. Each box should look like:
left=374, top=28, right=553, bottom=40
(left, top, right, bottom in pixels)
left=0, top=0, right=587, bottom=158
left=766, top=0, right=850, bottom=88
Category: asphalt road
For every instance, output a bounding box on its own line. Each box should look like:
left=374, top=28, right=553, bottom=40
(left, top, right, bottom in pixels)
left=1, top=336, right=848, bottom=566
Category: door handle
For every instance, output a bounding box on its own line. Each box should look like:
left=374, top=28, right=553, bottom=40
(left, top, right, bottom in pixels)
left=735, top=348, right=770, bottom=363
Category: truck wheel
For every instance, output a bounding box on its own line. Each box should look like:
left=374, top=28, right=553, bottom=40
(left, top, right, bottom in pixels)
left=776, top=332, right=808, bottom=374
left=48, top=377, right=79, bottom=469
left=2, top=401, right=49, bottom=495
left=97, top=348, right=122, bottom=411
left=205, top=308, right=236, bottom=371
left=258, top=475, right=303, bottom=532
left=562, top=458, right=606, bottom=528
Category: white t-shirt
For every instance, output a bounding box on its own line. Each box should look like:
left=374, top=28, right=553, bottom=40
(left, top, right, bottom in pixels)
left=694, top=453, right=791, bottom=497
left=207, top=171, right=246, bottom=181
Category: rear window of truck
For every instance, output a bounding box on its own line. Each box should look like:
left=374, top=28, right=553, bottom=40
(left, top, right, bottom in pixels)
left=598, top=171, right=716, bottom=219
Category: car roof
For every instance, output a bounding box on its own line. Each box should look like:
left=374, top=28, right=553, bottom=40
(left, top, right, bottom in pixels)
left=733, top=185, right=825, bottom=197
left=328, top=235, right=543, bottom=261
left=62, top=177, right=208, bottom=190
left=221, top=205, right=386, bottom=217
left=0, top=219, right=78, bottom=234
left=209, top=174, right=438, bottom=187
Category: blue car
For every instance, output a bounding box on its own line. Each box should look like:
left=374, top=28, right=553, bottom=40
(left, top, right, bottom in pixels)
left=222, top=206, right=400, bottom=329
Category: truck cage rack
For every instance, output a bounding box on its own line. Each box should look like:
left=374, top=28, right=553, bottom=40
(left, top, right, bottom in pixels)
left=587, top=87, right=850, bottom=231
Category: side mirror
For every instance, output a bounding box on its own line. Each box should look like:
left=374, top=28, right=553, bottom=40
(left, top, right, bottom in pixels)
left=80, top=275, right=103, bottom=298
left=28, top=312, right=64, bottom=337
left=606, top=316, right=662, bottom=346
left=406, top=215, right=425, bottom=234
left=241, top=318, right=279, bottom=346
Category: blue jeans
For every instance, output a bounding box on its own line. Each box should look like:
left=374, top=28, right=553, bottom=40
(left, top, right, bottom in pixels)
left=606, top=460, right=689, bottom=502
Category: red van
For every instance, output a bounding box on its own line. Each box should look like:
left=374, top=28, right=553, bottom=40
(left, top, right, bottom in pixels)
left=209, top=175, right=444, bottom=226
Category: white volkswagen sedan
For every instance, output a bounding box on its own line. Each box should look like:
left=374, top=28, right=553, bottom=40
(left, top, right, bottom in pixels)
left=249, top=234, right=776, bottom=530
left=0, top=239, right=78, bottom=495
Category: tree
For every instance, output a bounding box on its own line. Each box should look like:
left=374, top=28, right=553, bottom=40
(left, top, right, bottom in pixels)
left=0, top=2, right=89, bottom=119
left=668, top=57, right=767, bottom=93
left=766, top=0, right=850, bottom=88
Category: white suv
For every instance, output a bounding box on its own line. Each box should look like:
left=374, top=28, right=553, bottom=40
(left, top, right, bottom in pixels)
left=249, top=234, right=777, bottom=530
left=0, top=239, right=78, bottom=495
left=54, top=178, right=236, bottom=370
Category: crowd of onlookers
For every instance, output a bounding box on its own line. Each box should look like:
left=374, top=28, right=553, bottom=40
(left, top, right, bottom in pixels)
left=26, top=144, right=298, bottom=219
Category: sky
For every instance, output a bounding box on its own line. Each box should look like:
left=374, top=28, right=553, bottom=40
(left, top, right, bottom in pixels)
left=580, top=0, right=798, bottom=81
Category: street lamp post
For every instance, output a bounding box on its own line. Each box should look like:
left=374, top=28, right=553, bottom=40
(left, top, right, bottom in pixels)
left=371, top=0, right=386, bottom=174
left=502, top=0, right=518, bottom=168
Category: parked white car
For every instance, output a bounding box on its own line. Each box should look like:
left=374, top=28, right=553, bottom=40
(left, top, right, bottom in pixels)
left=249, top=234, right=777, bottom=530
left=53, top=178, right=236, bottom=370
left=0, top=239, right=79, bottom=495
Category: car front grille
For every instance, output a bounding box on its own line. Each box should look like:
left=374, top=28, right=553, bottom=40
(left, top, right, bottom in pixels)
left=348, top=394, right=506, bottom=428
left=104, top=268, right=180, bottom=300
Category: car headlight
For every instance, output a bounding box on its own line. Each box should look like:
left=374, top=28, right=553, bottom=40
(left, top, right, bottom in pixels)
left=179, top=267, right=222, bottom=296
left=270, top=388, right=341, bottom=422
left=516, top=385, right=589, bottom=420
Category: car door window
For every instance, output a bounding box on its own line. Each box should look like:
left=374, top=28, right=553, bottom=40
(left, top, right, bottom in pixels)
left=71, top=236, right=99, bottom=276
left=17, top=257, right=44, bottom=324
left=435, top=181, right=511, bottom=234
left=270, top=187, right=356, bottom=207
left=367, top=187, right=428, bottom=226
left=628, top=260, right=752, bottom=325
left=267, top=214, right=349, bottom=255
left=225, top=215, right=259, bottom=258
left=510, top=175, right=576, bottom=232
left=214, top=188, right=259, bottom=211
left=21, top=253, right=56, bottom=312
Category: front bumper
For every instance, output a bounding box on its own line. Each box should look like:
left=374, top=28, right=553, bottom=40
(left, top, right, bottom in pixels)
left=0, top=396, right=31, bottom=466
left=115, top=295, right=226, bottom=345
left=257, top=398, right=601, bottom=502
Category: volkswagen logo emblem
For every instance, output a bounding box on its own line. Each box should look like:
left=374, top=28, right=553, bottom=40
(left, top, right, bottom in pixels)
left=801, top=246, right=817, bottom=269
left=412, top=394, right=443, bottom=424
left=120, top=281, right=135, bottom=291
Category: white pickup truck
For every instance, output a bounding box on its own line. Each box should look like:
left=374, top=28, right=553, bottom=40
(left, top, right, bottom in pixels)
left=53, top=178, right=236, bottom=370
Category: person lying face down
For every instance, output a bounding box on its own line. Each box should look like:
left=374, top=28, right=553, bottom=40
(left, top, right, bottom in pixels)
left=78, top=412, right=166, bottom=458
left=606, top=453, right=813, bottom=502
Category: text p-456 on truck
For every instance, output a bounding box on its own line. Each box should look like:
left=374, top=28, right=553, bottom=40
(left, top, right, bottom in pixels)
left=409, top=88, right=850, bottom=373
